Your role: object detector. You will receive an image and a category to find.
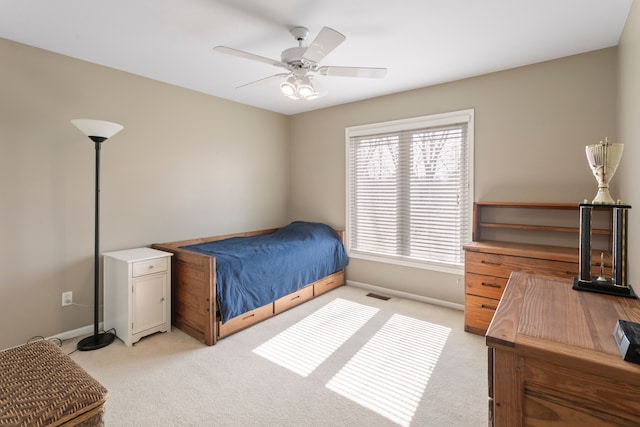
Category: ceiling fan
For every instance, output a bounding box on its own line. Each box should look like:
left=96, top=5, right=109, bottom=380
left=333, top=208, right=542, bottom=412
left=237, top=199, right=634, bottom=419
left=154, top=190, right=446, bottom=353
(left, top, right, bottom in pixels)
left=213, top=26, right=387, bottom=100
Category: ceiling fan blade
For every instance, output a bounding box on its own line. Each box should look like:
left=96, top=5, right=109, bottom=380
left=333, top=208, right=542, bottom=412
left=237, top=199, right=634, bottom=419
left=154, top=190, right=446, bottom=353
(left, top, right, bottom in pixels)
left=213, top=46, right=285, bottom=68
left=318, top=66, right=387, bottom=78
left=236, top=73, right=289, bottom=89
left=302, top=27, right=346, bottom=64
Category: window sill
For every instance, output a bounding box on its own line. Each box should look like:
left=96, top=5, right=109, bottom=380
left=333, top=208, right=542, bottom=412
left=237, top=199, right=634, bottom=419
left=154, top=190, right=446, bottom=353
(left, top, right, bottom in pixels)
left=348, top=252, right=464, bottom=276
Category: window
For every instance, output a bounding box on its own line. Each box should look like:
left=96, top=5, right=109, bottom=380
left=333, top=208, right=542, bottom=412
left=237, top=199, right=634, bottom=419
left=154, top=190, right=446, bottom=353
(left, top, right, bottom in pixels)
left=346, top=109, right=473, bottom=273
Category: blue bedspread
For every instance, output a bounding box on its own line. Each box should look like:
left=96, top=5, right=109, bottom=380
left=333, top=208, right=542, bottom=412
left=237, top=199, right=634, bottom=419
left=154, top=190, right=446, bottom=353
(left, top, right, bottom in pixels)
left=181, top=221, right=348, bottom=323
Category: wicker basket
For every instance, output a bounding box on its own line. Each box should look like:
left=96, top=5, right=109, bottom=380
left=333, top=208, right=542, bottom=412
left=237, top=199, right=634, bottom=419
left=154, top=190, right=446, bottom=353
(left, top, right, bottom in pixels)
left=0, top=340, right=108, bottom=426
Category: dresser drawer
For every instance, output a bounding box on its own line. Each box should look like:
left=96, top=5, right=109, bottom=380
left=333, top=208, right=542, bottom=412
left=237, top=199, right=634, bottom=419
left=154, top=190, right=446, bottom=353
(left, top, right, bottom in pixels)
left=465, top=294, right=500, bottom=335
left=465, top=251, right=578, bottom=280
left=132, top=257, right=168, bottom=277
left=274, top=285, right=313, bottom=314
left=466, top=273, right=508, bottom=300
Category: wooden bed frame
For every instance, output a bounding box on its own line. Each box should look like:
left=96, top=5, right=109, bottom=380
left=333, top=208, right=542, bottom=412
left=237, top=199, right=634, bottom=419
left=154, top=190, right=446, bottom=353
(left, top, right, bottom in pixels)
left=151, top=227, right=345, bottom=345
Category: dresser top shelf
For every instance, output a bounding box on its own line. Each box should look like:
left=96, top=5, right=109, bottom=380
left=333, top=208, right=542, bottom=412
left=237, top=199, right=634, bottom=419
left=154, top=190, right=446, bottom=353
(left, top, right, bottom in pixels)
left=472, top=201, right=613, bottom=247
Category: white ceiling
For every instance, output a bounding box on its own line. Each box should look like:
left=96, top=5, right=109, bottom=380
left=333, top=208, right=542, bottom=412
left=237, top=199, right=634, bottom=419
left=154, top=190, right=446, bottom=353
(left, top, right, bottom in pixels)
left=0, top=0, right=633, bottom=116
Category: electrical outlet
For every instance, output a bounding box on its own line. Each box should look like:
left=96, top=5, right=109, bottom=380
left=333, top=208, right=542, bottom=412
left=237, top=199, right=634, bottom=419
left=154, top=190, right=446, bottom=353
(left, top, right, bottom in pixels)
left=62, top=291, right=72, bottom=307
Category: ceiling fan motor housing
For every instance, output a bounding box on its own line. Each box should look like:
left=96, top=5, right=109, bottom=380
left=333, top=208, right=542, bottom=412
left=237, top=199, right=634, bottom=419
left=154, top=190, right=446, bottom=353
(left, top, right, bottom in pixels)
left=281, top=46, right=308, bottom=67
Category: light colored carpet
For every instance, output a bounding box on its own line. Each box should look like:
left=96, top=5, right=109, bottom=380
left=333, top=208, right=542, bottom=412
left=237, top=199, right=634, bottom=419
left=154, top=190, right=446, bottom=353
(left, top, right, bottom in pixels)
left=65, top=285, right=488, bottom=426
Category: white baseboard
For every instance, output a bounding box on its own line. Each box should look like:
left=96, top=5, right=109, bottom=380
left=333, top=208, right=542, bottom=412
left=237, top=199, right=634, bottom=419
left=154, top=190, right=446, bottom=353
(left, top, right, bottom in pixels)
left=346, top=280, right=464, bottom=311
left=48, top=323, right=100, bottom=342
left=2, top=324, right=98, bottom=351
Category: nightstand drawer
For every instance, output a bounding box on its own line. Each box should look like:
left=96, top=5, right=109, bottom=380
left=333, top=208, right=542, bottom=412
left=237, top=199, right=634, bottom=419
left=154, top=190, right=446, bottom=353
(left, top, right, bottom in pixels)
left=465, top=294, right=500, bottom=335
left=132, top=257, right=168, bottom=277
left=466, top=273, right=508, bottom=300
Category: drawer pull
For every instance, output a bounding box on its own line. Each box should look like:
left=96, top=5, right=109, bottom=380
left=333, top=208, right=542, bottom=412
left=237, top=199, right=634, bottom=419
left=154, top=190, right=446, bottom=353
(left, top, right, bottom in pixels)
left=291, top=295, right=301, bottom=301
left=242, top=313, right=256, bottom=321
left=481, top=282, right=501, bottom=289
left=481, top=260, right=502, bottom=266
left=481, top=304, right=497, bottom=310
left=325, top=281, right=334, bottom=286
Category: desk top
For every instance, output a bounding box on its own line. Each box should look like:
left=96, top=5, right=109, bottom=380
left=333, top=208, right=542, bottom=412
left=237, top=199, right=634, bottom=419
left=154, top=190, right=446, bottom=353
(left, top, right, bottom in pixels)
left=486, top=272, right=640, bottom=382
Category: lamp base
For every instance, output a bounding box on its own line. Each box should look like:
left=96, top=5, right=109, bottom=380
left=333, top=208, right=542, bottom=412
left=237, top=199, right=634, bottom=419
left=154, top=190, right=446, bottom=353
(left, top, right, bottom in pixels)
left=77, top=331, right=116, bottom=351
left=572, top=277, right=638, bottom=299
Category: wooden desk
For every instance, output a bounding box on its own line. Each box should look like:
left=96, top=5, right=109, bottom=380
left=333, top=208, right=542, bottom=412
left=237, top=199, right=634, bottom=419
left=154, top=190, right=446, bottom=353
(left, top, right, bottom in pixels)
left=486, top=272, right=640, bottom=426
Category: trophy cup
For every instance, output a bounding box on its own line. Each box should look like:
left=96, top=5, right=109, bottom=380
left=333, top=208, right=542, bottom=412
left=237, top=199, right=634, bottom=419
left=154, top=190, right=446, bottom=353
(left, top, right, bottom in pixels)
left=573, top=137, right=636, bottom=298
left=586, top=137, right=623, bottom=205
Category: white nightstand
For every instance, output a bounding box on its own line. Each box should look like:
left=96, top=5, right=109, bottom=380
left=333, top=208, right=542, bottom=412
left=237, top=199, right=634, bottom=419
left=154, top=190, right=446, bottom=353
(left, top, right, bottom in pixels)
left=103, top=247, right=172, bottom=346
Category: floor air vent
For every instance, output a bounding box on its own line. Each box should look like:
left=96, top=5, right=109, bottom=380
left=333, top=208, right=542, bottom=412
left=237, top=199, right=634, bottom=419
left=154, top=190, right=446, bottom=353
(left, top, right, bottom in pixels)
left=366, top=292, right=391, bottom=301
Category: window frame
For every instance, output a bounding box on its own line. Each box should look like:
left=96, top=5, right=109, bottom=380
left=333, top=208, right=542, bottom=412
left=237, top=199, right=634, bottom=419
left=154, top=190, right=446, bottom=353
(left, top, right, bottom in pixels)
left=345, top=109, right=474, bottom=275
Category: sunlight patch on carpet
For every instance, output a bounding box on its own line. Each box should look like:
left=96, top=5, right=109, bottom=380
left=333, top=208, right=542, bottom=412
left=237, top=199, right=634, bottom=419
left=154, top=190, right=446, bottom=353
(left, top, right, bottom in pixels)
left=253, top=298, right=379, bottom=377
left=325, top=314, right=450, bottom=427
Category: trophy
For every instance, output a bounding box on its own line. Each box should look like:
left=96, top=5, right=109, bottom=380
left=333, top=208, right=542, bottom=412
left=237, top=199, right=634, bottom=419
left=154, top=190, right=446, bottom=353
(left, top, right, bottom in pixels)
left=574, top=137, right=636, bottom=298
left=586, top=137, right=623, bottom=204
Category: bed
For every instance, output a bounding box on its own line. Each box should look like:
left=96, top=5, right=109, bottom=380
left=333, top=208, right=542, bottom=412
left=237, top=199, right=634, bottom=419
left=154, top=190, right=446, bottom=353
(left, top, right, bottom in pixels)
left=151, top=221, right=348, bottom=345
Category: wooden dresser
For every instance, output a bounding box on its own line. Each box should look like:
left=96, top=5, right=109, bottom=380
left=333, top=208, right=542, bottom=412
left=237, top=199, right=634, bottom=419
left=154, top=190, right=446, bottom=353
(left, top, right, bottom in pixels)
left=464, top=202, right=612, bottom=335
left=486, top=272, right=640, bottom=426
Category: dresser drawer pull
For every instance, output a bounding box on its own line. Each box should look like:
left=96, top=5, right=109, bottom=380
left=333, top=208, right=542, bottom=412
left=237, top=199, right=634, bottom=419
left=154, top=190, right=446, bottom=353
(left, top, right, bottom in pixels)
left=481, top=282, right=501, bottom=289
left=481, top=260, right=502, bottom=266
left=481, top=304, right=497, bottom=311
left=291, top=295, right=301, bottom=301
left=242, top=313, right=255, bottom=321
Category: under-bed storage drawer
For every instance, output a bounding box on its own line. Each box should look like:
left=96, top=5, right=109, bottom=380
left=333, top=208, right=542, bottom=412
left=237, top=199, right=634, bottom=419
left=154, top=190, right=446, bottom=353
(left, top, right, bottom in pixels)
left=218, top=303, right=273, bottom=338
left=274, top=285, right=313, bottom=314
left=314, top=271, right=344, bottom=296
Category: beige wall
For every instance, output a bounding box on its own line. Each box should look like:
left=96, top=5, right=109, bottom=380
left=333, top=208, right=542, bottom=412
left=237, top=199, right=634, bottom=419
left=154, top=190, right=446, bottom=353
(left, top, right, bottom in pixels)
left=0, top=39, right=289, bottom=349
left=619, top=1, right=640, bottom=286
left=288, top=48, right=618, bottom=305
left=0, top=33, right=626, bottom=350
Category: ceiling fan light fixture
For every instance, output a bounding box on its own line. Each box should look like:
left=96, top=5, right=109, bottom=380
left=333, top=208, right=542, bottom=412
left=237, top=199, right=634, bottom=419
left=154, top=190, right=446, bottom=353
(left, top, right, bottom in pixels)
left=280, top=76, right=297, bottom=97
left=280, top=74, right=318, bottom=100
left=297, top=77, right=315, bottom=98
left=304, top=91, right=319, bottom=101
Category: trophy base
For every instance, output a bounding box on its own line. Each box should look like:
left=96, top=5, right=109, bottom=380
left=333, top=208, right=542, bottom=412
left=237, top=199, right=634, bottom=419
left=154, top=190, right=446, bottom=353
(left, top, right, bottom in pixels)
left=573, top=277, right=638, bottom=299
left=591, top=187, right=616, bottom=205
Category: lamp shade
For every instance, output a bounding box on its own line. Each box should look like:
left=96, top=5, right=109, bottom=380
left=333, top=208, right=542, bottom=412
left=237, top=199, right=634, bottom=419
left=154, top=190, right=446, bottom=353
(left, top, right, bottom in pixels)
left=71, top=119, right=123, bottom=140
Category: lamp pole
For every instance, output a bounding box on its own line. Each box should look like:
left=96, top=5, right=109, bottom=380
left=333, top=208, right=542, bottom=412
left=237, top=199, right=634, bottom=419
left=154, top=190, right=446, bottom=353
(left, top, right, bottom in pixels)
left=71, top=119, right=123, bottom=351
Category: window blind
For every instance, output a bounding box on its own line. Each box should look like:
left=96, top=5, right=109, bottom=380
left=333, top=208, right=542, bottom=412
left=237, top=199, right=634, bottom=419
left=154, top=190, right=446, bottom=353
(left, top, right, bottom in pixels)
left=347, top=111, right=472, bottom=268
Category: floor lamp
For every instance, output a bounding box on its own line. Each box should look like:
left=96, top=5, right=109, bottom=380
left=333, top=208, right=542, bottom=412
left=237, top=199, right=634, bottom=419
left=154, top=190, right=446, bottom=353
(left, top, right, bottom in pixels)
left=71, top=119, right=124, bottom=351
